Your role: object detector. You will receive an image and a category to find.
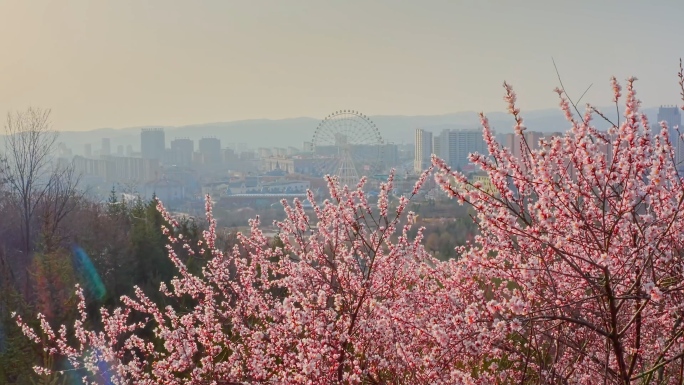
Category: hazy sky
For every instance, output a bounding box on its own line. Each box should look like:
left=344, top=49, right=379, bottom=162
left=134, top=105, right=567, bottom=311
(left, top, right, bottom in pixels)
left=1, top=0, right=683, bottom=131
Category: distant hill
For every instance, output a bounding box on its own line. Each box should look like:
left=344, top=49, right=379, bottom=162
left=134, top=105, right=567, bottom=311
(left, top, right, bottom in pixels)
left=53, top=106, right=663, bottom=156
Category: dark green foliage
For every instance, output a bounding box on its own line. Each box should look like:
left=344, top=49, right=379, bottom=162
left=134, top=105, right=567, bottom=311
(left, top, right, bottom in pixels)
left=0, top=187, right=478, bottom=383
left=406, top=200, right=479, bottom=261
left=0, top=285, right=35, bottom=384
left=421, top=217, right=479, bottom=260
left=0, top=187, right=210, bottom=384
left=128, top=197, right=175, bottom=299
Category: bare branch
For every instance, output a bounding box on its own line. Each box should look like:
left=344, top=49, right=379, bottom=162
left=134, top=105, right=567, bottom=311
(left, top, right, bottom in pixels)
left=3, top=107, right=62, bottom=253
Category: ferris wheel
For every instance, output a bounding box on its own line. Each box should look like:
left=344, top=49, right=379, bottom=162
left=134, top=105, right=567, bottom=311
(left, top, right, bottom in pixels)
left=310, top=110, right=384, bottom=187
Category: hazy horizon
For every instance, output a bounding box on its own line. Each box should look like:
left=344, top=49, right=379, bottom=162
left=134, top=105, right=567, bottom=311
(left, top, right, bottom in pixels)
left=53, top=104, right=657, bottom=134
left=2, top=0, right=683, bottom=132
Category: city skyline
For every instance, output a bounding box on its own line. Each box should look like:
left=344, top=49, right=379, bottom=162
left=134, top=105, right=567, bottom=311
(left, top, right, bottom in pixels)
left=2, top=0, right=684, bottom=132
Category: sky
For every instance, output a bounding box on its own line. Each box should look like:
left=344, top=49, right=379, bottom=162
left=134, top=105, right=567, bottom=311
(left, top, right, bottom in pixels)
left=0, top=0, right=683, bottom=132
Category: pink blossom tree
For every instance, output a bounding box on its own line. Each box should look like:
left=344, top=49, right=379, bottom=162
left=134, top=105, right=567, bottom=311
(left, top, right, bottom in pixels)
left=432, top=72, right=684, bottom=384
left=16, top=172, right=483, bottom=384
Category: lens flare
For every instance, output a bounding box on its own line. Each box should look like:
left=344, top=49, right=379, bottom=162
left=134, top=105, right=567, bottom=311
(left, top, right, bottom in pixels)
left=71, top=246, right=106, bottom=301
left=92, top=348, right=115, bottom=385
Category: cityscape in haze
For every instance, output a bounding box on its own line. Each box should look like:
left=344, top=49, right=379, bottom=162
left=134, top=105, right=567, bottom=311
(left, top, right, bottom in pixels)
left=48, top=104, right=683, bottom=216
left=4, top=1, right=684, bottom=383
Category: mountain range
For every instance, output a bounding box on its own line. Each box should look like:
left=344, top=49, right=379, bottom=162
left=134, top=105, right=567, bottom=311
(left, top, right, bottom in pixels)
left=54, top=106, right=665, bottom=156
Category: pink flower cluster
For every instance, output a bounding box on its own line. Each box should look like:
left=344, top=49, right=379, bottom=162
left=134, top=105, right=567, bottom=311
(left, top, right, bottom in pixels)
left=433, top=76, right=684, bottom=384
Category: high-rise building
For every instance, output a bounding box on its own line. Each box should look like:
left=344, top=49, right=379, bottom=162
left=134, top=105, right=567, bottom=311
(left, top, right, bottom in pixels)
left=170, top=138, right=194, bottom=166
left=503, top=131, right=544, bottom=160
left=73, top=155, right=160, bottom=183
left=109, top=156, right=160, bottom=182
left=447, top=129, right=486, bottom=169
left=432, top=135, right=442, bottom=161
left=382, top=143, right=399, bottom=170
left=658, top=105, right=682, bottom=134
left=223, top=148, right=238, bottom=162
left=117, top=145, right=124, bottom=156
left=240, top=150, right=256, bottom=160
left=658, top=106, right=683, bottom=166
left=414, top=128, right=433, bottom=173
left=431, top=129, right=487, bottom=170
left=273, top=147, right=287, bottom=157
left=199, top=137, right=222, bottom=164
left=141, top=128, right=165, bottom=160
left=101, top=138, right=111, bottom=157
left=84, top=143, right=92, bottom=157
